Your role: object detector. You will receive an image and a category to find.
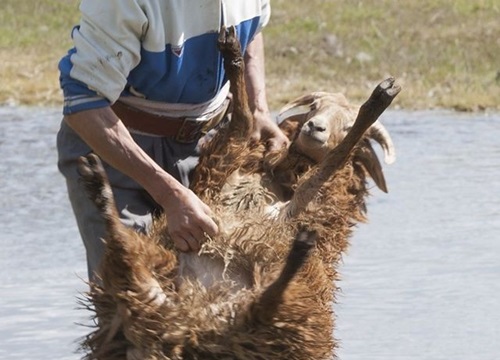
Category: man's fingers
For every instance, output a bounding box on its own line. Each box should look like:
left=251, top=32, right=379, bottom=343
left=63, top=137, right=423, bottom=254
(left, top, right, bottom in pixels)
left=201, top=216, right=219, bottom=238
left=183, top=234, right=200, bottom=252
left=252, top=123, right=290, bottom=152
left=182, top=220, right=218, bottom=252
left=165, top=189, right=219, bottom=252
left=266, top=137, right=285, bottom=153
left=172, top=220, right=217, bottom=253
left=173, top=236, right=190, bottom=252
left=196, top=201, right=219, bottom=237
left=173, top=233, right=200, bottom=252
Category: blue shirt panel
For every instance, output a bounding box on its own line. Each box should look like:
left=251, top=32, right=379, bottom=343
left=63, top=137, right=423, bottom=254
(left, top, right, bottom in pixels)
left=59, top=17, right=261, bottom=114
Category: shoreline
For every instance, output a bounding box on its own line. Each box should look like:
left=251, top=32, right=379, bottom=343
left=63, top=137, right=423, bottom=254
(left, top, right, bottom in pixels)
left=3, top=102, right=499, bottom=117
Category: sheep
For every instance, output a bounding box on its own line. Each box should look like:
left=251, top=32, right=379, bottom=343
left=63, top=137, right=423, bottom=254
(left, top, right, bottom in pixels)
left=76, top=26, right=401, bottom=360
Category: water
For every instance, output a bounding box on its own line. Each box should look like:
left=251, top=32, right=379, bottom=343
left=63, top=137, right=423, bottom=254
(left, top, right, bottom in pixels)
left=0, top=106, right=499, bottom=359
left=0, top=107, right=87, bottom=360
left=336, top=110, right=500, bottom=360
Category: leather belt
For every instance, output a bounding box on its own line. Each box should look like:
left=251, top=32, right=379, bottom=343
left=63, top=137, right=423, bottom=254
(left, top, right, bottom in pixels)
left=111, top=99, right=230, bottom=143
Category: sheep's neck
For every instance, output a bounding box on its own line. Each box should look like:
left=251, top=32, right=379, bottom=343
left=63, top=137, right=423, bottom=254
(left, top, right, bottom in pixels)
left=268, top=144, right=316, bottom=201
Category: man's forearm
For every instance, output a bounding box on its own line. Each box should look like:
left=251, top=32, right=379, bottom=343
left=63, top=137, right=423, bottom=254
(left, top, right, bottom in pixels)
left=244, top=32, right=270, bottom=116
left=64, top=107, right=181, bottom=206
left=243, top=32, right=290, bottom=151
left=64, top=106, right=219, bottom=251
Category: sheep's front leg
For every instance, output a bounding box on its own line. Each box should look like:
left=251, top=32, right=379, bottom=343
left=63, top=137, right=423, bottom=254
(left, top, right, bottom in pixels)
left=284, top=78, right=401, bottom=219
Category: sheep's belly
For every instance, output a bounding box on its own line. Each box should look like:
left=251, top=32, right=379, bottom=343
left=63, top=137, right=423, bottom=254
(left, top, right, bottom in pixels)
left=177, top=252, right=252, bottom=290
left=177, top=172, right=284, bottom=291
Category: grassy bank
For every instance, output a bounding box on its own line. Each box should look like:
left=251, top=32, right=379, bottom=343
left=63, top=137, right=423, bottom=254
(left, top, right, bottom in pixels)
left=0, top=1, right=79, bottom=106
left=1, top=0, right=499, bottom=111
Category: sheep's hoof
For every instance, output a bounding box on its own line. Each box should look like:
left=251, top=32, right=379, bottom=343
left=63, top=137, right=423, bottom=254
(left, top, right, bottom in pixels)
left=293, top=229, right=317, bottom=254
left=284, top=229, right=317, bottom=275
left=77, top=153, right=110, bottom=209
left=217, top=25, right=242, bottom=64
left=355, top=77, right=401, bottom=126
left=372, top=77, right=401, bottom=105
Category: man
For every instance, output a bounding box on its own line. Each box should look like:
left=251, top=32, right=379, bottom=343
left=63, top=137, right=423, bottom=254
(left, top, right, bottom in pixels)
left=57, top=0, right=289, bottom=281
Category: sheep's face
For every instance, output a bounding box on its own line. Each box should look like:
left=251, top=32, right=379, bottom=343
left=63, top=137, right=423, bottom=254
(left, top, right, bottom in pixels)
left=295, top=105, right=356, bottom=163
left=277, top=91, right=396, bottom=193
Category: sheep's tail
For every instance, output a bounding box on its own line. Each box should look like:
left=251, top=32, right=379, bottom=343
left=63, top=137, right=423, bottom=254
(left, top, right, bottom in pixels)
left=284, top=77, right=401, bottom=219
left=252, top=229, right=317, bottom=323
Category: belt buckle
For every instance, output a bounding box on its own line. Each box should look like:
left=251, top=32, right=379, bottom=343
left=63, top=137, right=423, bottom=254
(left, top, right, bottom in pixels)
left=176, top=117, right=205, bottom=143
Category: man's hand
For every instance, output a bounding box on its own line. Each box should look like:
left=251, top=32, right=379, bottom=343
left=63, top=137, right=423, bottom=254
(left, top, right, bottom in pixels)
left=65, top=107, right=219, bottom=253
left=158, top=183, right=219, bottom=252
left=244, top=32, right=289, bottom=152
left=251, top=109, right=290, bottom=152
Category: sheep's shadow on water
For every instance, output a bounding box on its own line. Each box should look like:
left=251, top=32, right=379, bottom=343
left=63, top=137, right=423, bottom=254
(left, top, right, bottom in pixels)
left=1, top=106, right=499, bottom=359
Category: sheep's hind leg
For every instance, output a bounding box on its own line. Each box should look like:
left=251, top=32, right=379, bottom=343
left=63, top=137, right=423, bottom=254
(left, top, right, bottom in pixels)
left=217, top=25, right=253, bottom=140
left=285, top=78, right=401, bottom=219
left=77, top=154, right=141, bottom=275
left=78, top=154, right=173, bottom=351
left=78, top=154, right=171, bottom=302
left=190, top=26, right=255, bottom=196
left=252, top=230, right=317, bottom=323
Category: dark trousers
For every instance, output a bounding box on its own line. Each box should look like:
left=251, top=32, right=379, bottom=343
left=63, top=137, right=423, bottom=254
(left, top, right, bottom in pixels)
left=56, top=120, right=201, bottom=282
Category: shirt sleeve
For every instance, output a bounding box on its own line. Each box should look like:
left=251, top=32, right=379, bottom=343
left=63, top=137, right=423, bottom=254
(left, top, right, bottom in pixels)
left=258, top=0, right=271, bottom=32
left=59, top=0, right=148, bottom=114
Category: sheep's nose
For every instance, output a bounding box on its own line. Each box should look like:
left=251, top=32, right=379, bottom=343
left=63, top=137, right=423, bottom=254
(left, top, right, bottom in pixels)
left=307, top=121, right=326, bottom=132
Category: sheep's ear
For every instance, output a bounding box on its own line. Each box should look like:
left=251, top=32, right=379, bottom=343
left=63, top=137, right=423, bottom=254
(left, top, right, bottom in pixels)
left=354, top=140, right=388, bottom=193
left=278, top=93, right=318, bottom=115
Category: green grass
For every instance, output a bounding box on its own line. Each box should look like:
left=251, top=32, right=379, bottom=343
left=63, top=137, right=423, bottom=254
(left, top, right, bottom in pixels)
left=0, top=0, right=79, bottom=105
left=0, top=0, right=78, bottom=48
left=1, top=0, right=499, bottom=110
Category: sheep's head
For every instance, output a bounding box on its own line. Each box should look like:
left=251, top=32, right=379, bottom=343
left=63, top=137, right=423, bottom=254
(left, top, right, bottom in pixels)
left=277, top=91, right=396, bottom=192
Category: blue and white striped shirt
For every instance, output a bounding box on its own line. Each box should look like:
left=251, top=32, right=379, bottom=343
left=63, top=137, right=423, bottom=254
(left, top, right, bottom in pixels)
left=59, top=0, right=270, bottom=115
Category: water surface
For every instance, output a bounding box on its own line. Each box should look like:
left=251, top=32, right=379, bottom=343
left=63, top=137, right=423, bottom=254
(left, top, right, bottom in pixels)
left=336, top=110, right=500, bottom=360
left=0, top=106, right=499, bottom=359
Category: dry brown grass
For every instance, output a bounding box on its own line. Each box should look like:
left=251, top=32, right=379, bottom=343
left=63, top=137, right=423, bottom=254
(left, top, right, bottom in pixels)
left=265, top=0, right=500, bottom=111
left=0, top=49, right=62, bottom=106
left=1, top=0, right=499, bottom=111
